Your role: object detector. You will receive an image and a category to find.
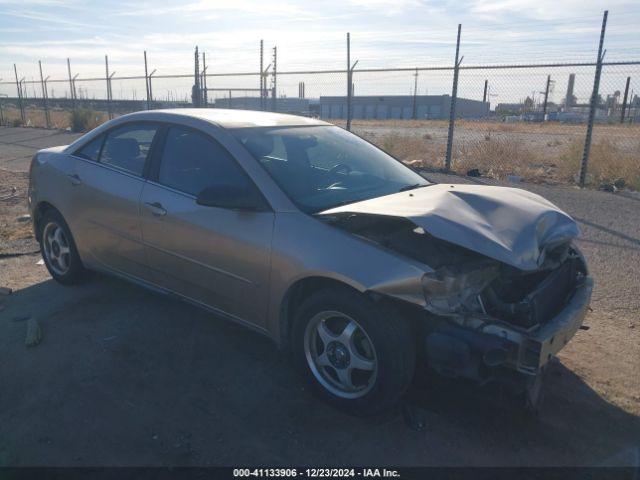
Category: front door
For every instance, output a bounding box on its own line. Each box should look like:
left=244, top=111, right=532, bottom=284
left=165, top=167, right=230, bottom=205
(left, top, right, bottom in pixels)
left=139, top=125, right=274, bottom=329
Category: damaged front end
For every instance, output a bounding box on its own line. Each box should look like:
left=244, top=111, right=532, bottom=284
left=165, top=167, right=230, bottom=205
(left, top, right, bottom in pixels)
left=320, top=210, right=593, bottom=391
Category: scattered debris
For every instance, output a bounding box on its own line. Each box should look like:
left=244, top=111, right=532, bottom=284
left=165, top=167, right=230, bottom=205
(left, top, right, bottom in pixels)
left=507, top=174, right=522, bottom=183
left=403, top=159, right=423, bottom=168
left=36, top=258, right=44, bottom=265
left=402, top=403, right=428, bottom=432
left=466, top=168, right=481, bottom=177
left=599, top=183, right=615, bottom=193
left=614, top=178, right=626, bottom=190
left=25, top=317, right=42, bottom=347
left=0, top=187, right=18, bottom=201
left=16, top=214, right=31, bottom=222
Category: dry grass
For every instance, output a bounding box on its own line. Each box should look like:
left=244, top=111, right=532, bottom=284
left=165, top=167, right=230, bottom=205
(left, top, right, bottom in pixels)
left=452, top=137, right=548, bottom=181
left=370, top=132, right=640, bottom=190
left=556, top=139, right=640, bottom=190
left=2, top=106, right=108, bottom=131
left=370, top=134, right=446, bottom=170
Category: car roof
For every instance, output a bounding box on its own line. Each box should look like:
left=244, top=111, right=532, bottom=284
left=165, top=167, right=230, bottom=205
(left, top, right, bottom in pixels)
left=124, top=108, right=330, bottom=129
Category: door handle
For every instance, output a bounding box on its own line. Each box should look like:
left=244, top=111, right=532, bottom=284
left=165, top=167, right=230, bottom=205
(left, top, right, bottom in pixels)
left=67, top=173, right=82, bottom=186
left=145, top=201, right=167, bottom=217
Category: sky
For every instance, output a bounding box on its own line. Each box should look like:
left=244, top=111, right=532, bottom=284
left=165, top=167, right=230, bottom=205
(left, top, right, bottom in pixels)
left=1, top=0, right=639, bottom=103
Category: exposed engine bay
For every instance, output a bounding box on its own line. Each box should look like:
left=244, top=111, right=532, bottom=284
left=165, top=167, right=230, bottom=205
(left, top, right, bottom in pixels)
left=322, top=212, right=587, bottom=332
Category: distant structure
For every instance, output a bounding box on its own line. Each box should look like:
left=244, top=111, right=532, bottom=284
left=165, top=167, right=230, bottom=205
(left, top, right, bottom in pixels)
left=318, top=95, right=489, bottom=120
left=564, top=73, right=576, bottom=108
left=213, top=96, right=310, bottom=114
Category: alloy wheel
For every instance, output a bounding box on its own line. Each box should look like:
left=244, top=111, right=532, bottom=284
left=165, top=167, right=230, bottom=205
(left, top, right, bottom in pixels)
left=304, top=310, right=378, bottom=399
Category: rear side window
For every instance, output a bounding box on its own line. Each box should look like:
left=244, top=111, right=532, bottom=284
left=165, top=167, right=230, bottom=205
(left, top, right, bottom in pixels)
left=100, top=124, right=158, bottom=176
left=76, top=135, right=104, bottom=161
left=158, top=126, right=252, bottom=196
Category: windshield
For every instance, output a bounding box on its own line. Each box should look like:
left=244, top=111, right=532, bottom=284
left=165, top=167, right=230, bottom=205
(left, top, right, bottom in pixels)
left=231, top=125, right=429, bottom=213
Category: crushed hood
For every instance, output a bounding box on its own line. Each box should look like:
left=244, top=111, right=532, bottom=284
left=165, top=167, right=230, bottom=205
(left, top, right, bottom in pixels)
left=321, top=184, right=580, bottom=271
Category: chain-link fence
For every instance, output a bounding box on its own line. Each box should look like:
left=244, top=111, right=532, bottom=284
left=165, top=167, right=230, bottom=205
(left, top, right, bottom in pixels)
left=1, top=13, right=639, bottom=190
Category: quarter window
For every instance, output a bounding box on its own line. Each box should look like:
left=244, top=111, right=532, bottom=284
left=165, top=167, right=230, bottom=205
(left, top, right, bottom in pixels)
left=100, top=124, right=158, bottom=176
left=158, top=126, right=251, bottom=197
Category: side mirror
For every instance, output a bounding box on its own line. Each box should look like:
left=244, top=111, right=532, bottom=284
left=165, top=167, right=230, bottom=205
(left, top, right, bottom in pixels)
left=196, top=184, right=265, bottom=211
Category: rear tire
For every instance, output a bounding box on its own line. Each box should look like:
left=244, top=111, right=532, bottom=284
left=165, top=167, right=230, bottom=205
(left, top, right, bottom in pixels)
left=38, top=209, right=86, bottom=285
left=292, top=287, right=415, bottom=415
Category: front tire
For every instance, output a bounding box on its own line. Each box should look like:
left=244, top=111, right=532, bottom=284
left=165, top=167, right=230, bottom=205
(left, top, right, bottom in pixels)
left=292, top=288, right=415, bottom=415
left=38, top=209, right=86, bottom=285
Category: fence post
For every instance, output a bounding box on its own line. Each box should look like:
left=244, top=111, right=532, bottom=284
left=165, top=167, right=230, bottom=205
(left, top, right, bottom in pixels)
left=412, top=68, right=418, bottom=120
left=542, top=75, right=551, bottom=121
left=444, top=24, right=462, bottom=171
left=105, top=55, right=113, bottom=119
left=579, top=10, right=608, bottom=187
left=39, top=61, right=51, bottom=128
left=144, top=51, right=150, bottom=110
left=67, top=58, right=76, bottom=109
left=13, top=65, right=25, bottom=125
left=620, top=76, right=630, bottom=123
left=202, top=51, right=208, bottom=107
left=0, top=83, right=5, bottom=125
left=346, top=32, right=352, bottom=130
left=148, top=70, right=156, bottom=105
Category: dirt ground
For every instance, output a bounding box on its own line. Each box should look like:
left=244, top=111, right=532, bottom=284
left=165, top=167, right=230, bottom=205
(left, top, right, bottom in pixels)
left=0, top=126, right=639, bottom=467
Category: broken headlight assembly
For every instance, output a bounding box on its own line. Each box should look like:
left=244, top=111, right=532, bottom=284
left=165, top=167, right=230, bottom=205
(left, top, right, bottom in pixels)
left=421, top=263, right=499, bottom=314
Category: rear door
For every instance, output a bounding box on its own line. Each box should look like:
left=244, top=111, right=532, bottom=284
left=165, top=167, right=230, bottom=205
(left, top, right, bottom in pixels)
left=139, top=125, right=274, bottom=330
left=70, top=122, right=159, bottom=281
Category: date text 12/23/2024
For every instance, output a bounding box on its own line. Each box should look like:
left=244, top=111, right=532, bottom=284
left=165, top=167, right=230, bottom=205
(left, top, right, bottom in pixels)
left=233, top=469, right=400, bottom=478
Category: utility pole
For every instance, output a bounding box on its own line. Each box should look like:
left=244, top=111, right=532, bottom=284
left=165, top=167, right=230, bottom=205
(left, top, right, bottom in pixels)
left=193, top=46, right=201, bottom=107
left=579, top=10, right=608, bottom=187
left=202, top=51, right=208, bottom=106
left=620, top=76, right=631, bottom=123
left=271, top=46, right=277, bottom=112
left=260, top=40, right=264, bottom=110
left=542, top=75, right=551, bottom=121
left=482, top=79, right=488, bottom=103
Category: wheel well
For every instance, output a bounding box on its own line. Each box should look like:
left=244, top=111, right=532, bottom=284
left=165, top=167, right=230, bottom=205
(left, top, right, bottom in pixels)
left=33, top=201, right=58, bottom=242
left=279, top=277, right=362, bottom=348
left=278, top=276, right=427, bottom=352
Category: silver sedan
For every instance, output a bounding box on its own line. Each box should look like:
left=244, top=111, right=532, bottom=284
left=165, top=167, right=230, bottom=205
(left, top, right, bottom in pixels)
left=29, top=109, right=593, bottom=414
